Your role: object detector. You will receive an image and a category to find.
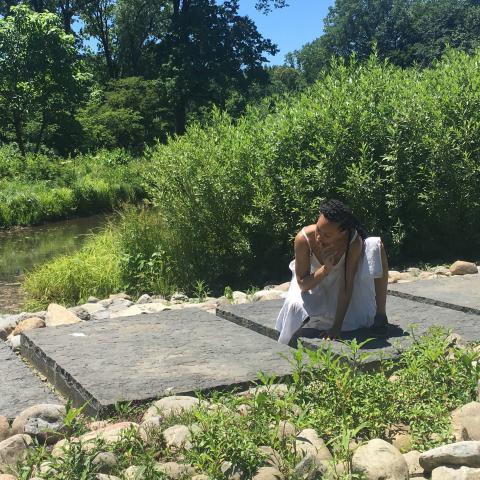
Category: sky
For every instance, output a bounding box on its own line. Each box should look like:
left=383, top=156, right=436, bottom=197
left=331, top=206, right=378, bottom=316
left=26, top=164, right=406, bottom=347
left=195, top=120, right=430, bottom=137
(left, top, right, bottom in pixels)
left=237, top=0, right=336, bottom=65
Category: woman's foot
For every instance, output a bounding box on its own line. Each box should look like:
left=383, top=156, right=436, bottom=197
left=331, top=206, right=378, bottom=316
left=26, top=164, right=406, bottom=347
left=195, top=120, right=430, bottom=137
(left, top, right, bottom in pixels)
left=371, top=313, right=389, bottom=338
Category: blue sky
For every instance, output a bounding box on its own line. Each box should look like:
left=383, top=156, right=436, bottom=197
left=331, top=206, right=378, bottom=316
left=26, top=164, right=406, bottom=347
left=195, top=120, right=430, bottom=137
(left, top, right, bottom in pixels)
left=238, top=0, right=336, bottom=65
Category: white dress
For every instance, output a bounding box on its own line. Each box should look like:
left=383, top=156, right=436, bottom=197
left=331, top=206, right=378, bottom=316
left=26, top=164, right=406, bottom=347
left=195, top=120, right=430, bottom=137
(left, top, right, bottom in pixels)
left=275, top=229, right=384, bottom=344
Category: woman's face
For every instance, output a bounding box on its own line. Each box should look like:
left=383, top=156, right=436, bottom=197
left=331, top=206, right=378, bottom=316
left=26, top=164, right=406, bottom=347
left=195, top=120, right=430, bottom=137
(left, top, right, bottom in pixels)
left=315, top=214, right=347, bottom=248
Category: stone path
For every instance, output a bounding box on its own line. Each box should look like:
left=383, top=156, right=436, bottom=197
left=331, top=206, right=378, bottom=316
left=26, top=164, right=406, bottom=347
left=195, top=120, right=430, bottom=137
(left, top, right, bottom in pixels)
left=217, top=292, right=480, bottom=365
left=21, top=309, right=293, bottom=416
left=389, top=274, right=480, bottom=314
left=0, top=341, right=59, bottom=420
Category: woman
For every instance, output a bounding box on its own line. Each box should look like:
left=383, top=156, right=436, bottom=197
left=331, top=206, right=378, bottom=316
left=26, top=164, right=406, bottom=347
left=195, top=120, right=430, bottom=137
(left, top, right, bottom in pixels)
left=275, top=199, right=389, bottom=345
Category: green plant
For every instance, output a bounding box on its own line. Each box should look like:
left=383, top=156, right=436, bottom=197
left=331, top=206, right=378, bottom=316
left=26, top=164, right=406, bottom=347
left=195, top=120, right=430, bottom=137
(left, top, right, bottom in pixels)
left=193, top=280, right=211, bottom=303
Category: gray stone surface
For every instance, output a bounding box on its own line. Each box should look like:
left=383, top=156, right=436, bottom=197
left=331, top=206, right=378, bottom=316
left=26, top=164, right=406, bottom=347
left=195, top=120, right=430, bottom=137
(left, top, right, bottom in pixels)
left=389, top=275, right=480, bottom=314
left=0, top=342, right=60, bottom=420
left=21, top=309, right=294, bottom=417
left=217, top=295, right=480, bottom=364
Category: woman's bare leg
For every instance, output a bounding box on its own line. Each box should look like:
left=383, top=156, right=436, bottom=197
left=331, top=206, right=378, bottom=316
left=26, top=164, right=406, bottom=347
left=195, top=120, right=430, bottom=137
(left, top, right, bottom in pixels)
left=374, top=242, right=389, bottom=316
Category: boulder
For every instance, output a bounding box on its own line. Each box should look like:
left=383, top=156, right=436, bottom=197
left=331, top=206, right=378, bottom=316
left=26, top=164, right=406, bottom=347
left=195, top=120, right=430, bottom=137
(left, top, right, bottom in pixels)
left=170, top=292, right=189, bottom=303
left=92, top=452, right=118, bottom=473
left=403, top=450, right=423, bottom=477
left=293, top=452, right=328, bottom=479
left=388, top=271, right=413, bottom=283
left=432, top=465, right=480, bottom=479
left=0, top=434, right=32, bottom=472
left=237, top=384, right=289, bottom=399
left=276, top=282, right=290, bottom=292
left=253, top=290, right=284, bottom=302
left=294, top=429, right=332, bottom=462
left=273, top=420, right=296, bottom=441
left=136, top=294, right=151, bottom=304
left=0, top=418, right=9, bottom=443
left=78, top=302, right=107, bottom=315
left=87, top=296, right=99, bottom=303
left=258, top=446, right=283, bottom=470
left=419, top=441, right=480, bottom=472
left=433, top=266, right=451, bottom=276
left=108, top=292, right=131, bottom=300
left=80, top=422, right=144, bottom=449
left=123, top=466, right=142, bottom=479
left=45, top=303, right=81, bottom=327
left=68, top=306, right=91, bottom=321
left=11, top=404, right=65, bottom=444
left=156, top=462, right=196, bottom=478
left=252, top=466, right=284, bottom=480
left=143, top=396, right=200, bottom=421
left=452, top=402, right=480, bottom=441
left=0, top=318, right=17, bottom=341
left=450, top=261, right=478, bottom=276
left=96, top=475, right=121, bottom=480
left=0, top=475, right=17, bottom=480
left=7, top=335, right=21, bottom=351
left=107, top=298, right=133, bottom=312
left=386, top=424, right=412, bottom=452
left=351, top=438, right=409, bottom=479
left=162, top=424, right=193, bottom=451
left=12, top=317, right=45, bottom=336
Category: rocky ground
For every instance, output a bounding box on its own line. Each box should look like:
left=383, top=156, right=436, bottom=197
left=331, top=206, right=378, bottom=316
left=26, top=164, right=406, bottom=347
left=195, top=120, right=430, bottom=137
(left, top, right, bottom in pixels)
left=0, top=259, right=479, bottom=479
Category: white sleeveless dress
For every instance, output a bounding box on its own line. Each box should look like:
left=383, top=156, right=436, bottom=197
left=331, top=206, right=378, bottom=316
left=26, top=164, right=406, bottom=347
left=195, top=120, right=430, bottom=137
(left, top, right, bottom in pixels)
left=275, top=229, right=384, bottom=344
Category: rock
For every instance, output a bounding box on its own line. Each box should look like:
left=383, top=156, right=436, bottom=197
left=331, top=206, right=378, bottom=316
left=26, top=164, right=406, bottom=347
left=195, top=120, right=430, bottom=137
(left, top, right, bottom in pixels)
left=109, top=292, right=131, bottom=300
left=45, top=303, right=81, bottom=327
left=221, top=461, right=242, bottom=479
left=388, top=271, right=413, bottom=283
left=110, top=303, right=169, bottom=318
left=293, top=452, right=328, bottom=479
left=80, top=422, right=143, bottom=450
left=258, top=446, right=283, bottom=470
left=407, top=268, right=421, bottom=276
left=420, top=441, right=480, bottom=471
left=87, top=296, right=99, bottom=303
left=252, top=466, right=284, bottom=479
left=191, top=476, right=210, bottom=480
left=0, top=419, right=9, bottom=443
left=433, top=266, right=451, bottom=276
left=96, top=475, right=121, bottom=480
left=452, top=402, right=480, bottom=441
left=253, top=289, right=284, bottom=302
left=156, top=462, right=196, bottom=478
left=98, top=298, right=113, bottom=308
left=236, top=404, right=251, bottom=416
left=92, top=452, right=117, bottom=473
left=11, top=404, right=65, bottom=444
left=7, top=335, right=21, bottom=351
left=163, top=424, right=193, bottom=451
left=450, top=261, right=478, bottom=275
left=351, top=438, right=408, bottom=479
left=79, top=302, right=108, bottom=315
left=276, top=282, right=290, bottom=292
left=295, top=429, right=332, bottom=462
left=68, top=306, right=91, bottom=321
left=108, top=298, right=134, bottom=312
left=403, top=450, right=423, bottom=476
left=0, top=475, right=17, bottom=480
left=170, top=292, right=189, bottom=303
left=431, top=466, right=480, bottom=479
left=447, top=332, right=467, bottom=348
left=136, top=294, right=152, bottom=304
left=143, top=396, right=200, bottom=421
left=123, top=466, right=142, bottom=479
left=12, top=317, right=45, bottom=336
left=0, top=318, right=17, bottom=341
left=90, top=309, right=112, bottom=321
left=237, top=384, right=289, bottom=399
left=0, top=434, right=32, bottom=472
left=419, top=271, right=436, bottom=279
left=386, top=424, right=412, bottom=452
left=232, top=291, right=247, bottom=302
left=87, top=420, right=110, bottom=431
left=272, top=420, right=296, bottom=441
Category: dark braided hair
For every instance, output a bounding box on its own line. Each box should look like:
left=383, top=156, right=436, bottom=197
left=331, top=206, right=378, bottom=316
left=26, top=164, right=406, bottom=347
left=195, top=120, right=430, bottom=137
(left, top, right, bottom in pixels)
left=319, top=199, right=367, bottom=290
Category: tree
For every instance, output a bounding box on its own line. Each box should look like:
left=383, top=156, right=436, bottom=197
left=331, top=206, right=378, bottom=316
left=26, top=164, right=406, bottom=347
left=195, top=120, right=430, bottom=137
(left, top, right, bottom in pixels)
left=289, top=0, right=480, bottom=83
left=0, top=5, right=86, bottom=154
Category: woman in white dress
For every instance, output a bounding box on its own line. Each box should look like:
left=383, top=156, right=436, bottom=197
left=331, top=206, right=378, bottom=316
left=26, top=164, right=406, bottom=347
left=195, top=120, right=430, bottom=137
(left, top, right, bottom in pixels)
left=275, top=199, right=389, bottom=345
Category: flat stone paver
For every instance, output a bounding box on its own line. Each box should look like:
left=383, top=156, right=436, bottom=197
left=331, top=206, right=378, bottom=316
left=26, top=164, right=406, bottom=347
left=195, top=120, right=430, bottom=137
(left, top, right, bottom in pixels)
left=389, top=274, right=480, bottom=314
left=0, top=341, right=60, bottom=420
left=217, top=295, right=480, bottom=364
left=21, top=308, right=294, bottom=417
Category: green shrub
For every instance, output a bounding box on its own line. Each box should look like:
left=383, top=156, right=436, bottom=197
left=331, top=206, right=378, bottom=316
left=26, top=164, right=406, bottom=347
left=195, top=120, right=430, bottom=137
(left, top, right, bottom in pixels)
left=23, top=227, right=123, bottom=307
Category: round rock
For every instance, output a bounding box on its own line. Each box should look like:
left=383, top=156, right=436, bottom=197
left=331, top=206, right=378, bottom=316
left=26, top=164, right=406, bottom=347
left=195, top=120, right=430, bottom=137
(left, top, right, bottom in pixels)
left=0, top=434, right=32, bottom=472
left=450, top=261, right=478, bottom=275
left=419, top=441, right=480, bottom=472
left=143, top=395, right=200, bottom=421
left=12, top=317, right=45, bottom=336
left=351, top=438, right=408, bottom=479
left=0, top=418, right=9, bottom=443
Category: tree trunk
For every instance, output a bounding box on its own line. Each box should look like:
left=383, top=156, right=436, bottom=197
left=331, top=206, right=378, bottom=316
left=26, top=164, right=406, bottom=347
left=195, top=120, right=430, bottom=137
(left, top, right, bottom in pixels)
left=12, top=111, right=25, bottom=156
left=174, top=98, right=186, bottom=135
left=34, top=111, right=47, bottom=155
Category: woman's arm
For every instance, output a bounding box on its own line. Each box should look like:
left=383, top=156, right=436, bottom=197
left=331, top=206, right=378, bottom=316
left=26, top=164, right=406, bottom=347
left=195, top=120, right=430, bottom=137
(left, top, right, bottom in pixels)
left=327, top=235, right=363, bottom=337
left=294, top=230, right=334, bottom=292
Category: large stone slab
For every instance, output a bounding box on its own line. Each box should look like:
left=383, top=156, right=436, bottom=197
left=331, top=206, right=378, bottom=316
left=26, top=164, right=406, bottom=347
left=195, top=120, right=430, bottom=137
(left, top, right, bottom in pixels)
left=0, top=341, right=60, bottom=420
left=389, top=274, right=480, bottom=314
left=20, top=309, right=294, bottom=417
left=216, top=295, right=480, bottom=364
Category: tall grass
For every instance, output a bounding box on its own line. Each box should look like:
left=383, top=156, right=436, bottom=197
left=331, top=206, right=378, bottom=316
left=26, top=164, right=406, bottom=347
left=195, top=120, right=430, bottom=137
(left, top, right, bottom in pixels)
left=0, top=148, right=149, bottom=227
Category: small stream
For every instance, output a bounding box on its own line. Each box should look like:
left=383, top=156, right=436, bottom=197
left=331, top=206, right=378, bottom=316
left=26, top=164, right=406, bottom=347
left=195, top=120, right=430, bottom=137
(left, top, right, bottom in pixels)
left=0, top=215, right=112, bottom=314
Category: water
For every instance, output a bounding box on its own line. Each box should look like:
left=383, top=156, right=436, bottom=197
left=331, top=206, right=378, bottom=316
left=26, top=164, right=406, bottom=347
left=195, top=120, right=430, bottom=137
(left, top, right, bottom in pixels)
left=0, top=215, right=111, bottom=313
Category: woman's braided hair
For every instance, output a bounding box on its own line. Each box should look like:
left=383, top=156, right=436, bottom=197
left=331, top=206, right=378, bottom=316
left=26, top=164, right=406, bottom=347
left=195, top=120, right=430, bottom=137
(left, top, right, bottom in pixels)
left=319, top=199, right=367, bottom=289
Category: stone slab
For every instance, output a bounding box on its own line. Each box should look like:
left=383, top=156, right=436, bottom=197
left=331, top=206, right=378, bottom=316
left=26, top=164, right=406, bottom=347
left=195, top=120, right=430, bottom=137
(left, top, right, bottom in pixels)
left=20, top=308, right=294, bottom=417
left=388, top=274, right=480, bottom=314
left=216, top=296, right=480, bottom=364
left=0, top=341, right=60, bottom=420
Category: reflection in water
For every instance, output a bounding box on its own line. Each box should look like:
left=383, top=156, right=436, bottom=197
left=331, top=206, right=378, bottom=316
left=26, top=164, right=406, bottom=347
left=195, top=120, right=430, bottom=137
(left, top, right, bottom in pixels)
left=0, top=214, right=112, bottom=313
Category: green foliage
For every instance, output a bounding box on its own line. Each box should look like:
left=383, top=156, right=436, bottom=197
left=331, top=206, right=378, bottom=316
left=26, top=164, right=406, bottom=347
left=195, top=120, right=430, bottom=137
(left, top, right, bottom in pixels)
left=23, top=227, right=123, bottom=307
left=0, top=147, right=148, bottom=227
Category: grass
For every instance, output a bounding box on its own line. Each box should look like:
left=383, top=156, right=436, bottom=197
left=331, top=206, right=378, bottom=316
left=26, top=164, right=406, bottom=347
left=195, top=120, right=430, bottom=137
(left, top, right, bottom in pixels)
left=11, top=328, right=480, bottom=479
